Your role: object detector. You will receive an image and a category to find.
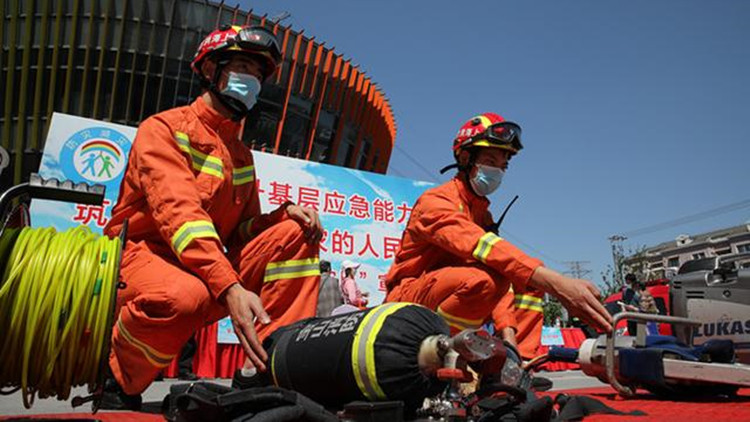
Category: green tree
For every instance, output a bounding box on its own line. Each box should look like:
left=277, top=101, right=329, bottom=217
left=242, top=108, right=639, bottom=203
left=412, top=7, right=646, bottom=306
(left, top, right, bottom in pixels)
left=542, top=298, right=563, bottom=326
left=600, top=244, right=650, bottom=298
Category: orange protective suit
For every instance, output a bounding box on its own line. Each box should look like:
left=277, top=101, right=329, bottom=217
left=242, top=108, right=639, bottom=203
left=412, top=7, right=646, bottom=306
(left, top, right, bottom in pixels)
left=385, top=176, right=543, bottom=335
left=493, top=287, right=545, bottom=360
left=104, top=97, right=320, bottom=394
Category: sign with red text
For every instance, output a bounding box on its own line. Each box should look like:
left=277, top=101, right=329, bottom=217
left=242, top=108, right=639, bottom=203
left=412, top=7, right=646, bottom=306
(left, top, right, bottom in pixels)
left=252, top=151, right=432, bottom=306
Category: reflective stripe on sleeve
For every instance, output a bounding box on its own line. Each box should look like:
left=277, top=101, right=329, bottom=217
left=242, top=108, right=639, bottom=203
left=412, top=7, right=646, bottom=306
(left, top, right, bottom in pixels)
left=232, top=165, right=255, bottom=185
left=437, top=306, right=485, bottom=331
left=351, top=303, right=411, bottom=400
left=472, top=232, right=503, bottom=263
left=171, top=220, right=220, bottom=255
left=514, top=294, right=544, bottom=312
left=174, top=131, right=224, bottom=179
left=263, top=257, right=320, bottom=283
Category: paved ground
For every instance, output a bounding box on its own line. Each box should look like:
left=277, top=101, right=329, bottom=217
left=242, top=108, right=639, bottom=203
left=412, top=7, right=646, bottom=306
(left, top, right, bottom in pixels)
left=0, top=370, right=606, bottom=417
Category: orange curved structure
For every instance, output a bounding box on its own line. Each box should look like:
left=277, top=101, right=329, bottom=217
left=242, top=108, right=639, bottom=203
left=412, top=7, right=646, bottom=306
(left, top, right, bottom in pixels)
left=0, top=0, right=396, bottom=186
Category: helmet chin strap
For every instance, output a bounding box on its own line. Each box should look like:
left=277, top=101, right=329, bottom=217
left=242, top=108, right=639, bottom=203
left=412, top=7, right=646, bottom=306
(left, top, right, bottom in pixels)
left=438, top=163, right=459, bottom=174
left=208, top=60, right=250, bottom=121
left=440, top=150, right=484, bottom=197
left=439, top=150, right=476, bottom=174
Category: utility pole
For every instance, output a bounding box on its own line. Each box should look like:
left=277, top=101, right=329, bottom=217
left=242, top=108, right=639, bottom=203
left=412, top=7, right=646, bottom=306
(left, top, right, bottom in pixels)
left=608, top=235, right=627, bottom=286
left=563, top=261, right=591, bottom=279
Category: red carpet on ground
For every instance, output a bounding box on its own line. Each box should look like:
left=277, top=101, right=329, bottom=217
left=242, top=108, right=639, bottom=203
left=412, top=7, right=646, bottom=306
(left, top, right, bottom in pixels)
left=541, top=387, right=750, bottom=421
left=5, top=388, right=748, bottom=421
left=0, top=413, right=163, bottom=421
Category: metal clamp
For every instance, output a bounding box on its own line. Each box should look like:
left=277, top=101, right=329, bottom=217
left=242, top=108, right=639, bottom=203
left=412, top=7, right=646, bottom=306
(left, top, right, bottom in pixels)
left=606, top=312, right=701, bottom=396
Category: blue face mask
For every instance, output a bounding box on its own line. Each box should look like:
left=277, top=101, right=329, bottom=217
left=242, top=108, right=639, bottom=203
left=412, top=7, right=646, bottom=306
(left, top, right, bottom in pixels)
left=221, top=72, right=262, bottom=112
left=470, top=163, right=505, bottom=196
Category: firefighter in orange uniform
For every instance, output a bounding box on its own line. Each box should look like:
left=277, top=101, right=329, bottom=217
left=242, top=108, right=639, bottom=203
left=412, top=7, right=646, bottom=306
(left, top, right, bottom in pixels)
left=493, top=287, right=545, bottom=360
left=385, top=113, right=611, bottom=343
left=101, top=26, right=323, bottom=409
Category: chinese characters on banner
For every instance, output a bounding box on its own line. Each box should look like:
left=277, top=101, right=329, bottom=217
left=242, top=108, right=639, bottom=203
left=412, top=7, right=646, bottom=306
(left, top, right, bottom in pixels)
left=252, top=151, right=432, bottom=308
left=257, top=180, right=413, bottom=260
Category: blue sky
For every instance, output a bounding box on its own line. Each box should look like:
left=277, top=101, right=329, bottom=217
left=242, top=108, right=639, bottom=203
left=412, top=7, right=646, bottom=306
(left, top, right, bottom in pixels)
left=242, top=0, right=750, bottom=284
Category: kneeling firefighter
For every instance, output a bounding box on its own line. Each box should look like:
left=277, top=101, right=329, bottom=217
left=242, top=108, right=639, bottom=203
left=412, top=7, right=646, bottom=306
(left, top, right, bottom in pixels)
left=102, top=25, right=323, bottom=409
left=384, top=112, right=612, bottom=344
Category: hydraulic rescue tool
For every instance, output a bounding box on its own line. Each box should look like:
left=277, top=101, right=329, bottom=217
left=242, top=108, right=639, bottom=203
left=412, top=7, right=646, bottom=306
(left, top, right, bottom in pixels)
left=670, top=252, right=750, bottom=364
left=545, top=312, right=750, bottom=398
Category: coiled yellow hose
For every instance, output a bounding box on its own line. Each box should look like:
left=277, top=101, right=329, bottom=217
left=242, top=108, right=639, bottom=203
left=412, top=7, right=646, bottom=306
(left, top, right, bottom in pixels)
left=0, top=225, right=120, bottom=408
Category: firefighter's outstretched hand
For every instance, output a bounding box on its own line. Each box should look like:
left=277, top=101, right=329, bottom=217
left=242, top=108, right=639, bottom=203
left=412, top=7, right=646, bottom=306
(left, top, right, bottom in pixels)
left=222, top=283, right=271, bottom=371
left=286, top=204, right=323, bottom=244
left=530, top=267, right=613, bottom=333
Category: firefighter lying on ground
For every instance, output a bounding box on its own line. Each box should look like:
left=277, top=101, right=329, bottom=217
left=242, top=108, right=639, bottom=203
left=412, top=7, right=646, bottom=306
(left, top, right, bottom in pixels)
left=101, top=25, right=323, bottom=410
left=385, top=113, right=613, bottom=344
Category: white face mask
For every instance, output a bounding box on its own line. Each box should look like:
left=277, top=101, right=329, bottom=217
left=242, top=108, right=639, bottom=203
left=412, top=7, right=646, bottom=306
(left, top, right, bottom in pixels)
left=470, top=163, right=505, bottom=196
left=221, top=71, right=262, bottom=111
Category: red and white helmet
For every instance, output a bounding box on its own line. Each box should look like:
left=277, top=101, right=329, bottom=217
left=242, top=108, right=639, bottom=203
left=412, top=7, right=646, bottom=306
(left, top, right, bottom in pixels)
left=452, top=112, right=523, bottom=157
left=191, top=25, right=281, bottom=82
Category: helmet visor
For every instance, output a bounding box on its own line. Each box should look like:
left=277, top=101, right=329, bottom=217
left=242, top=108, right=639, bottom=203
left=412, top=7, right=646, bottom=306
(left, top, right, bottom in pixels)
left=486, top=122, right=523, bottom=150
left=463, top=121, right=523, bottom=152
left=236, top=27, right=282, bottom=63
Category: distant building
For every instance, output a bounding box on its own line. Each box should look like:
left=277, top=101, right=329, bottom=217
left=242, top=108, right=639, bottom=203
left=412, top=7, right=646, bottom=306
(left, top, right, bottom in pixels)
left=626, top=223, right=750, bottom=278
left=0, top=0, right=396, bottom=189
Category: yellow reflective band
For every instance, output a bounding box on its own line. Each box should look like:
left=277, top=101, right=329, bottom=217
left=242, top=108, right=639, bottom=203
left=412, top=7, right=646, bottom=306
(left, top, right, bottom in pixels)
left=270, top=350, right=280, bottom=387
left=263, top=257, right=320, bottom=283
left=514, top=294, right=543, bottom=312
left=172, top=220, right=220, bottom=255
left=472, top=232, right=503, bottom=263
left=352, top=303, right=411, bottom=400
left=233, top=165, right=255, bottom=185
left=175, top=131, right=189, bottom=142
left=436, top=307, right=484, bottom=331
left=189, top=147, right=224, bottom=179
left=352, top=308, right=381, bottom=400
left=365, top=303, right=410, bottom=399
left=173, top=131, right=224, bottom=179
left=514, top=294, right=543, bottom=304
left=471, top=140, right=517, bottom=151
left=117, top=320, right=175, bottom=368
left=516, top=303, right=544, bottom=313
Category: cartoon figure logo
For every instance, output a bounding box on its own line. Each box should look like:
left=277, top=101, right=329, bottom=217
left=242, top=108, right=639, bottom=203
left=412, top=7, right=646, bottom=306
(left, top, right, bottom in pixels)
left=61, top=127, right=130, bottom=185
